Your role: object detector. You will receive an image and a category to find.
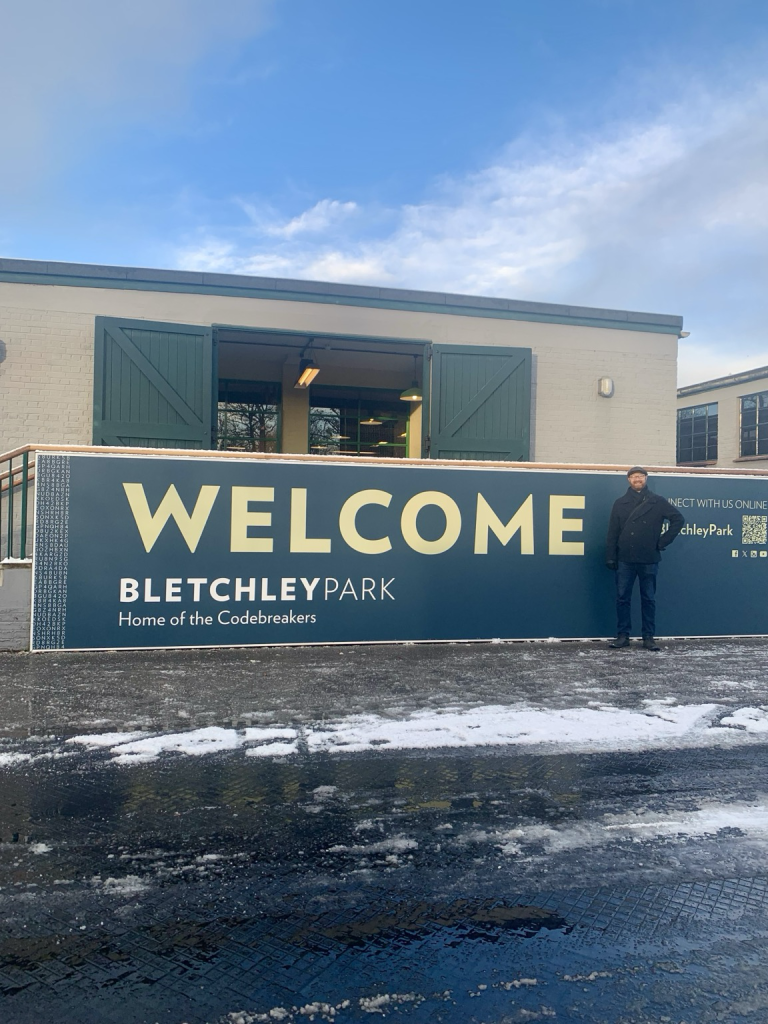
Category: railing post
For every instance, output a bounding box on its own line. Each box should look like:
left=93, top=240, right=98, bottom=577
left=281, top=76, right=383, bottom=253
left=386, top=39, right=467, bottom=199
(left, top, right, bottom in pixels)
left=20, top=451, right=29, bottom=560
left=6, top=455, right=13, bottom=559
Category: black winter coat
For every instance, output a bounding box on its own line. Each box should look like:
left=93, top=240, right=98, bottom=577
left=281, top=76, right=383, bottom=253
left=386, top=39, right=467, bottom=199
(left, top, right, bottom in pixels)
left=605, top=487, right=685, bottom=565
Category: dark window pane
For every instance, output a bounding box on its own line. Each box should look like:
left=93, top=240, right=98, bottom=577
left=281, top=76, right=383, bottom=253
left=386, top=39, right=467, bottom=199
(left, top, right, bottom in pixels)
left=308, top=387, right=408, bottom=458
left=707, top=403, right=718, bottom=416
left=691, top=445, right=706, bottom=462
left=679, top=407, right=694, bottom=421
left=743, top=396, right=757, bottom=411
left=678, top=419, right=693, bottom=438
left=217, top=379, right=280, bottom=452
left=743, top=439, right=757, bottom=456
left=709, top=441, right=718, bottom=459
left=693, top=406, right=706, bottom=418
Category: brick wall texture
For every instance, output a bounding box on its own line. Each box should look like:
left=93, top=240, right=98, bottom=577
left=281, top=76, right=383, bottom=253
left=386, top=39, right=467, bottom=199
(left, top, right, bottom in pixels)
left=1, top=281, right=678, bottom=465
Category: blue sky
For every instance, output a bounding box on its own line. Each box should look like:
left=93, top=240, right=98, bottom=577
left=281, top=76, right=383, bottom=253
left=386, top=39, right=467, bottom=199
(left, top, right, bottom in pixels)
left=2, top=0, right=768, bottom=384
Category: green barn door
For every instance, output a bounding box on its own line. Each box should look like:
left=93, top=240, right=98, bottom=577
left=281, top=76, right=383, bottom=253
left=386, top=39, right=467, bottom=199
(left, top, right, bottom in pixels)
left=428, top=345, right=531, bottom=461
left=93, top=317, right=214, bottom=448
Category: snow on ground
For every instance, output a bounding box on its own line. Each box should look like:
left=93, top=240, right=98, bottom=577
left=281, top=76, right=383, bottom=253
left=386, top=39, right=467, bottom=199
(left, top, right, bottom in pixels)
left=0, top=752, right=32, bottom=766
left=496, top=799, right=768, bottom=857
left=35, top=698, right=768, bottom=766
left=66, top=726, right=297, bottom=763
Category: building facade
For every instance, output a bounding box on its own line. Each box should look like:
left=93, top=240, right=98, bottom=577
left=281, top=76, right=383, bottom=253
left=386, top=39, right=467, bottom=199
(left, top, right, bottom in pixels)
left=677, top=366, right=768, bottom=469
left=0, top=259, right=683, bottom=465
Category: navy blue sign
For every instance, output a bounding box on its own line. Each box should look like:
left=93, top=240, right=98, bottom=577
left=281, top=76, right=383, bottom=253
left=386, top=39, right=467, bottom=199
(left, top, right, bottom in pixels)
left=31, top=452, right=768, bottom=650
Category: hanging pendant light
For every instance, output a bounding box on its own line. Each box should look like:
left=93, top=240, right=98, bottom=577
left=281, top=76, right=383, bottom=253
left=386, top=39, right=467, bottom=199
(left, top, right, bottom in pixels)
left=400, top=354, right=422, bottom=401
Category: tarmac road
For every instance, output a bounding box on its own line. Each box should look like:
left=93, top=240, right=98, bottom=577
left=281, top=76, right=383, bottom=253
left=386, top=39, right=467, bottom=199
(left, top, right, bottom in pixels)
left=2, top=639, right=768, bottom=1023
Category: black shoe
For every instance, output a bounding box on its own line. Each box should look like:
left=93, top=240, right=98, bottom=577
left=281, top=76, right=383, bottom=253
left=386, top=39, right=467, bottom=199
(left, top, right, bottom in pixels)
left=642, top=636, right=660, bottom=651
left=610, top=634, right=630, bottom=648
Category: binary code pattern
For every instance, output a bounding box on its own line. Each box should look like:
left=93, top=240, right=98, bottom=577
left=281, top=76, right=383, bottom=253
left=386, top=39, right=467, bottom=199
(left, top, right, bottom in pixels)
left=31, top=455, right=70, bottom=650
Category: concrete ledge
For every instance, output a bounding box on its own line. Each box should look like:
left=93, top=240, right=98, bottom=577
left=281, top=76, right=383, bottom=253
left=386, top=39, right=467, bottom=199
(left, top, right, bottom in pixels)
left=0, top=562, right=32, bottom=651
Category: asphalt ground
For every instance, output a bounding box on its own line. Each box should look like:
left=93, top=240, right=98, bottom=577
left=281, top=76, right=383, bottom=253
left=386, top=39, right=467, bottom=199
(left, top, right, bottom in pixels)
left=2, top=639, right=768, bottom=1023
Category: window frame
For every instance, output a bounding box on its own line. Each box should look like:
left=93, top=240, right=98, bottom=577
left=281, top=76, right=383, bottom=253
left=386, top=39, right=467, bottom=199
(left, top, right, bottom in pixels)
left=676, top=401, right=718, bottom=466
left=740, top=391, right=768, bottom=458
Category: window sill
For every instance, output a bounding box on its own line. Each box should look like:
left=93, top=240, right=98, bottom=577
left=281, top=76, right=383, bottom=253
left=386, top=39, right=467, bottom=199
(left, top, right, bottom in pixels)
left=677, top=460, right=717, bottom=467
left=735, top=455, right=768, bottom=463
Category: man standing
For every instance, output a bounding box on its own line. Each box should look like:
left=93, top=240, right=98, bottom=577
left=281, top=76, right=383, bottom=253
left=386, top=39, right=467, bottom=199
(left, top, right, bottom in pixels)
left=605, top=467, right=685, bottom=651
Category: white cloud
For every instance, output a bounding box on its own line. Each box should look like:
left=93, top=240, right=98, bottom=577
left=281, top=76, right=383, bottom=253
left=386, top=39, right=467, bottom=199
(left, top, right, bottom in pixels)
left=176, top=77, right=768, bottom=385
left=265, top=199, right=359, bottom=238
left=0, top=0, right=271, bottom=189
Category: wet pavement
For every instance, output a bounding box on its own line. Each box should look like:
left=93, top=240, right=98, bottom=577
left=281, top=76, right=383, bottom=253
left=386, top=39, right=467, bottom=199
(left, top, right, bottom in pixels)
left=2, top=640, right=768, bottom=1022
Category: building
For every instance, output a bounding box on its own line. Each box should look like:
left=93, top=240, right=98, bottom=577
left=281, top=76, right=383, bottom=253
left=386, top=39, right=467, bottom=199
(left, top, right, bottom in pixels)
left=677, top=366, right=768, bottom=468
left=1, top=258, right=683, bottom=465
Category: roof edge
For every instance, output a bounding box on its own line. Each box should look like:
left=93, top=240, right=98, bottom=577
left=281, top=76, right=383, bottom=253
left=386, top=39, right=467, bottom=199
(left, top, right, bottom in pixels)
left=0, top=257, right=684, bottom=334
left=678, top=365, right=768, bottom=398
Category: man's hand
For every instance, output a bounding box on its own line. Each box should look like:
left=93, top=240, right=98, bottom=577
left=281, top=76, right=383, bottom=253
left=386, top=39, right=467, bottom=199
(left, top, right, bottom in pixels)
left=606, top=560, right=618, bottom=571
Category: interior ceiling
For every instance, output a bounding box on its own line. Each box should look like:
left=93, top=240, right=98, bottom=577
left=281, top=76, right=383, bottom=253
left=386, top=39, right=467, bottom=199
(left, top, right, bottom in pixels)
left=215, top=328, right=424, bottom=364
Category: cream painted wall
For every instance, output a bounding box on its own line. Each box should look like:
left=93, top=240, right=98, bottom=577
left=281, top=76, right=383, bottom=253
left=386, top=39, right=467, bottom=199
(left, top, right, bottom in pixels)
left=0, top=281, right=679, bottom=464
left=677, top=376, right=768, bottom=468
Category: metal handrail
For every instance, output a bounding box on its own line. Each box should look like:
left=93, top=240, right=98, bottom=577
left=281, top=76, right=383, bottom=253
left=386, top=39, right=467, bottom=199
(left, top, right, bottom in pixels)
left=0, top=449, right=33, bottom=560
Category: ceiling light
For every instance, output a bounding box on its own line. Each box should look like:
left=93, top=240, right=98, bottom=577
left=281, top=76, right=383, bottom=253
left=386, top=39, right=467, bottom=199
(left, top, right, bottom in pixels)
left=294, top=358, right=320, bottom=389
left=400, top=355, right=423, bottom=401
left=360, top=417, right=382, bottom=426
left=399, top=383, right=422, bottom=401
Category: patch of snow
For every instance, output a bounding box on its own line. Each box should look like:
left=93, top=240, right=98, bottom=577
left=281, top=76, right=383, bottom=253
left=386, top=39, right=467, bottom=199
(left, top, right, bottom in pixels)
left=313, top=785, right=338, bottom=800
left=14, top=697, right=768, bottom=768
left=563, top=972, right=611, bottom=982
left=243, top=727, right=299, bottom=745
left=109, top=727, right=245, bottom=763
left=720, top=707, right=768, bottom=733
left=304, top=702, right=723, bottom=757
left=0, top=752, right=31, bottom=767
left=246, top=741, right=299, bottom=758
left=359, top=993, right=422, bottom=1013
left=28, top=843, right=51, bottom=854
left=496, top=799, right=768, bottom=857
left=328, top=836, right=418, bottom=855
left=99, top=875, right=150, bottom=895
left=66, top=731, right=149, bottom=748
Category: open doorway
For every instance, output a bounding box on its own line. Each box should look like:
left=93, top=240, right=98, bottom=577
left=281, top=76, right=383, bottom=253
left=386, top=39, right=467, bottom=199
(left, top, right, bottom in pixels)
left=214, top=327, right=426, bottom=456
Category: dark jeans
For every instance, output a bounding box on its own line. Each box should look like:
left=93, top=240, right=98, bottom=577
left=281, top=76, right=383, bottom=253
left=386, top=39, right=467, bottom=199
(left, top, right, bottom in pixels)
left=616, top=561, right=658, bottom=637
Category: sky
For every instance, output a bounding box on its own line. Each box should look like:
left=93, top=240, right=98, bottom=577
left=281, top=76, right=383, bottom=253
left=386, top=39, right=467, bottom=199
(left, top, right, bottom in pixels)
left=2, top=0, right=768, bottom=386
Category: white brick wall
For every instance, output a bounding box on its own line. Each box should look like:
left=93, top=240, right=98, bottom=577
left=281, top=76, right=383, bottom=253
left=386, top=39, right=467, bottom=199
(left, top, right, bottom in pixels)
left=0, top=302, right=94, bottom=449
left=0, top=281, right=679, bottom=465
